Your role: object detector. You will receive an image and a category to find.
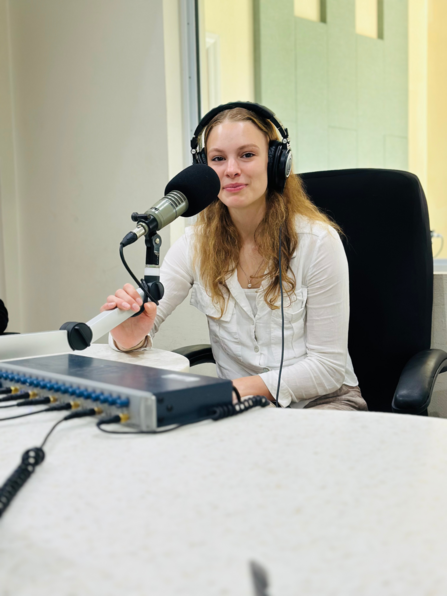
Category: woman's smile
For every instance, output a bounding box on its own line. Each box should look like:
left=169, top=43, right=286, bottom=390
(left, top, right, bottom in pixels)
left=223, top=183, right=248, bottom=192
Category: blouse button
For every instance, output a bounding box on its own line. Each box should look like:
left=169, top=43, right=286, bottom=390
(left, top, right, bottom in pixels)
left=263, top=367, right=270, bottom=372
left=254, top=346, right=259, bottom=353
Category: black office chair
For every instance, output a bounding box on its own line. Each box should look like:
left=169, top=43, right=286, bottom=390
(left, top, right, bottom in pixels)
left=173, top=169, right=447, bottom=415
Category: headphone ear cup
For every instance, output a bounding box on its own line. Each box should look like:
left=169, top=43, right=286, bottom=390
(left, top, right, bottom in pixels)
left=268, top=140, right=292, bottom=193
left=267, top=141, right=281, bottom=191
left=277, top=146, right=292, bottom=193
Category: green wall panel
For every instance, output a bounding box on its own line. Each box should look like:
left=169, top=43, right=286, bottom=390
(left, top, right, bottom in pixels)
left=357, top=36, right=385, bottom=132
left=295, top=19, right=328, bottom=130
left=385, top=135, right=408, bottom=170
left=326, top=0, right=357, bottom=130
left=254, top=0, right=408, bottom=173
left=295, top=18, right=328, bottom=172
left=383, top=0, right=408, bottom=138
left=253, top=0, right=296, bottom=138
left=296, top=129, right=329, bottom=173
left=329, top=127, right=357, bottom=170
left=358, top=132, right=385, bottom=168
left=357, top=35, right=385, bottom=167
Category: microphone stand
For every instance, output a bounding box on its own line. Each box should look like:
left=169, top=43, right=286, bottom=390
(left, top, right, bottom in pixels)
left=0, top=227, right=165, bottom=362
left=143, top=229, right=164, bottom=304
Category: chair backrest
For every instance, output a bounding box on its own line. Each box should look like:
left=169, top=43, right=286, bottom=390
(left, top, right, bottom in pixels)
left=300, top=169, right=433, bottom=412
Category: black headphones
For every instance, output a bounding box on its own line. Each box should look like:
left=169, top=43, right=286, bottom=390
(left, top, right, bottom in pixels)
left=190, top=101, right=293, bottom=194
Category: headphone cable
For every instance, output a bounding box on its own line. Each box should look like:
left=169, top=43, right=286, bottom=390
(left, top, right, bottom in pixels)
left=275, top=224, right=285, bottom=408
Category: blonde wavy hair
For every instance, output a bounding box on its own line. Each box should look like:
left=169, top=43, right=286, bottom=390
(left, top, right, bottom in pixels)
left=193, top=107, right=339, bottom=315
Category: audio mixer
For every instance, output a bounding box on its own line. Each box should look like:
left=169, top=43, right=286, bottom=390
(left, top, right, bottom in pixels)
left=0, top=354, right=233, bottom=430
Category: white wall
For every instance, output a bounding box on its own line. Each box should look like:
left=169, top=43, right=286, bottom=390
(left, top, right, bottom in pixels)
left=0, top=0, right=171, bottom=333
left=0, top=0, right=213, bottom=368
left=0, top=0, right=22, bottom=328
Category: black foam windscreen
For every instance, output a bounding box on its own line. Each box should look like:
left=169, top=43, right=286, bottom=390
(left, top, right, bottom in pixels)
left=164, top=164, right=220, bottom=218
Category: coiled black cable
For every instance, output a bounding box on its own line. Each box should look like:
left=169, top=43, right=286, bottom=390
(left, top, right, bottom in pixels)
left=97, top=395, right=269, bottom=436
left=0, top=447, right=46, bottom=517
left=0, top=407, right=101, bottom=519
left=209, top=395, right=269, bottom=420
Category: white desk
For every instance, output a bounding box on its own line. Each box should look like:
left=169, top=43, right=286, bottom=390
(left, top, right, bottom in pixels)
left=74, top=343, right=190, bottom=373
left=1, top=409, right=447, bottom=595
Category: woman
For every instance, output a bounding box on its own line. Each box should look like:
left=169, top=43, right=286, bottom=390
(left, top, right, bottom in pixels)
left=101, top=103, right=366, bottom=411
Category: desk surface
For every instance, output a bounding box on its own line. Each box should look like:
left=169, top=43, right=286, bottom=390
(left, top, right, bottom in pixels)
left=1, top=409, right=447, bottom=595
left=74, top=343, right=190, bottom=372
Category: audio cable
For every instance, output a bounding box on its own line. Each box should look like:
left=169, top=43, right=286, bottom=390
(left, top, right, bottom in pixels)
left=96, top=395, right=269, bottom=436
left=0, top=401, right=80, bottom=422
left=232, top=385, right=242, bottom=403
left=0, top=396, right=56, bottom=409
left=275, top=224, right=285, bottom=408
left=0, top=386, right=21, bottom=397
left=0, top=406, right=103, bottom=519
left=0, top=389, right=38, bottom=403
left=119, top=243, right=157, bottom=305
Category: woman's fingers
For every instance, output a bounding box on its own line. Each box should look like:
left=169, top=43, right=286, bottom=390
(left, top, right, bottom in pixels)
left=99, top=284, right=146, bottom=316
left=123, top=283, right=143, bottom=306
left=100, top=296, right=119, bottom=313
left=100, top=303, right=115, bottom=313
left=115, top=288, right=141, bottom=312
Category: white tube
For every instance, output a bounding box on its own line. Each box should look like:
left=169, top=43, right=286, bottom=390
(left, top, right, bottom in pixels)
left=0, top=330, right=71, bottom=361
left=0, top=288, right=147, bottom=360
left=86, top=288, right=146, bottom=342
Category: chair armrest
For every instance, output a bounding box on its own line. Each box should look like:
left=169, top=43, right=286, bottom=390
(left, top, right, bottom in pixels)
left=171, top=344, right=215, bottom=367
left=392, top=349, right=447, bottom=415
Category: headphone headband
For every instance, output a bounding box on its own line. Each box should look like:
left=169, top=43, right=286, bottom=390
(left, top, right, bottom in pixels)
left=191, top=101, right=290, bottom=152
left=190, top=101, right=293, bottom=194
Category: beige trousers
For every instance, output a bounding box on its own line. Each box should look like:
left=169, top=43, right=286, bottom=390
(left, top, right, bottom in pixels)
left=304, top=384, right=368, bottom=411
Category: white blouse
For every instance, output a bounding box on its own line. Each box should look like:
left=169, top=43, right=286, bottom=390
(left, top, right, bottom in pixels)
left=111, top=216, right=358, bottom=408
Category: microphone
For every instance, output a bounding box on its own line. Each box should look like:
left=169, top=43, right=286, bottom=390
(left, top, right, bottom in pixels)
left=121, top=164, right=220, bottom=246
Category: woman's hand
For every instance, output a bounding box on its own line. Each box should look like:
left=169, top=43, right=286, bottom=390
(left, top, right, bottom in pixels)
left=232, top=375, right=274, bottom=403
left=100, top=283, right=157, bottom=350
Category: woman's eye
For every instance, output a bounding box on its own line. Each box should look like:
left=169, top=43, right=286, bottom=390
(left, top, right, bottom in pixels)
left=210, top=156, right=225, bottom=162
left=242, top=152, right=255, bottom=159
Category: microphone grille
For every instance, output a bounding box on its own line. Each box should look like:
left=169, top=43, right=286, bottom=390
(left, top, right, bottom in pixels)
left=165, top=165, right=220, bottom=218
